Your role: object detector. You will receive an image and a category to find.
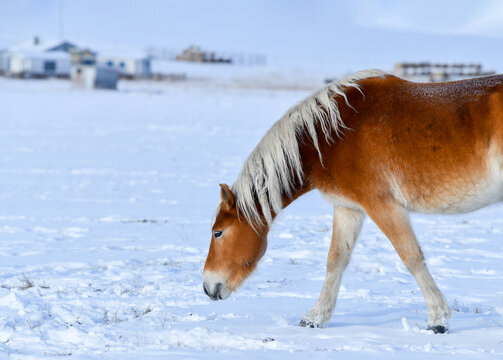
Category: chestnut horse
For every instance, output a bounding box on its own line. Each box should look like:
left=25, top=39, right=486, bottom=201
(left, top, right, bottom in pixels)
left=203, top=70, right=503, bottom=333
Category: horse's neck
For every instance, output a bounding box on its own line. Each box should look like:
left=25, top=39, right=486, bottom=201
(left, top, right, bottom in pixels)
left=280, top=181, right=313, bottom=210
left=271, top=134, right=321, bottom=216
left=243, top=178, right=312, bottom=232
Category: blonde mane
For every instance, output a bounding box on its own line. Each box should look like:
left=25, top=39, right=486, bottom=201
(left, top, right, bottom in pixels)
left=231, top=69, right=388, bottom=226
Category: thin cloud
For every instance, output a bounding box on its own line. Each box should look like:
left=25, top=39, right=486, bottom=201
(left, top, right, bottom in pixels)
left=351, top=0, right=503, bottom=38
left=459, top=1, right=503, bottom=37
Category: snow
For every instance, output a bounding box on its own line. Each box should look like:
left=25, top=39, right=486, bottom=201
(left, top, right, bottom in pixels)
left=150, top=59, right=339, bottom=90
left=0, top=76, right=503, bottom=359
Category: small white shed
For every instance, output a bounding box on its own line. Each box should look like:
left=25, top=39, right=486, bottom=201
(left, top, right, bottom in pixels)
left=70, top=48, right=119, bottom=90
left=71, top=65, right=118, bottom=90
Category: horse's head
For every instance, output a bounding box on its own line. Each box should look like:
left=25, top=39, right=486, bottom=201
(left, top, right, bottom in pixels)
left=203, top=184, right=267, bottom=300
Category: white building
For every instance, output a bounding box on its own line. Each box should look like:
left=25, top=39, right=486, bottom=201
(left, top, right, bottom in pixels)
left=1, top=39, right=151, bottom=81
left=97, top=47, right=151, bottom=79
left=0, top=38, right=74, bottom=78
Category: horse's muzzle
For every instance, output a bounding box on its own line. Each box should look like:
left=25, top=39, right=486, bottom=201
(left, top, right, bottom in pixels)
left=202, top=271, right=231, bottom=300
left=203, top=282, right=223, bottom=300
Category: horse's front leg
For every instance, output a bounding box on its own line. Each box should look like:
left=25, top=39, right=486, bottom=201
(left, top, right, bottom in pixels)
left=299, top=206, right=365, bottom=328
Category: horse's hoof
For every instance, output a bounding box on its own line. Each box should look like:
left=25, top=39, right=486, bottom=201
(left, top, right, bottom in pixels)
left=428, top=325, right=447, bottom=334
left=299, top=319, right=319, bottom=328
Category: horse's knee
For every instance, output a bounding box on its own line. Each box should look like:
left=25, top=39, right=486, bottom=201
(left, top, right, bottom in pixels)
left=327, top=249, right=351, bottom=272
left=397, top=246, right=425, bottom=274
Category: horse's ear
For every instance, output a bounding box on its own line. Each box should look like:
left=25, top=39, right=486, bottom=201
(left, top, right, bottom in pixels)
left=219, top=183, right=235, bottom=209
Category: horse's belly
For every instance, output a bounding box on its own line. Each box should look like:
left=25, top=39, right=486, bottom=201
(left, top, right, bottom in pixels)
left=404, top=175, right=503, bottom=214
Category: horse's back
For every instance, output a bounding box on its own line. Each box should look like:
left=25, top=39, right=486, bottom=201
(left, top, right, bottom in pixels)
left=317, top=74, right=503, bottom=214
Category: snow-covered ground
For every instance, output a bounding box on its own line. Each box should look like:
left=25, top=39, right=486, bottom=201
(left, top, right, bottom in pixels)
left=0, top=76, right=502, bottom=359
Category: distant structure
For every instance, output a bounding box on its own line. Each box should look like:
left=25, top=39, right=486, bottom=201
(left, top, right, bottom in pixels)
left=175, top=45, right=232, bottom=64
left=70, top=48, right=118, bottom=90
left=0, top=37, right=75, bottom=78
left=97, top=49, right=151, bottom=79
left=148, top=46, right=266, bottom=66
left=393, top=62, right=495, bottom=82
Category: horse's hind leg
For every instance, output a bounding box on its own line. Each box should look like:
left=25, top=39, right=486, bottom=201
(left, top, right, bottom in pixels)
left=299, top=206, right=365, bottom=328
left=364, top=200, right=451, bottom=333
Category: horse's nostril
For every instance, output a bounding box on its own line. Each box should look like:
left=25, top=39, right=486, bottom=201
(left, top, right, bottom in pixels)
left=215, top=282, right=223, bottom=299
left=203, top=283, right=209, bottom=296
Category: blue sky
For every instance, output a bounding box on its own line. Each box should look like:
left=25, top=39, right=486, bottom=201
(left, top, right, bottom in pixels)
left=1, top=0, right=502, bottom=71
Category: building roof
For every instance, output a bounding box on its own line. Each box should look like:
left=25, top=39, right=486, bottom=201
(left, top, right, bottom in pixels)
left=9, top=39, right=77, bottom=53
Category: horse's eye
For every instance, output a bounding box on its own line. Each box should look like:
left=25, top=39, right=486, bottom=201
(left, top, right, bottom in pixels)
left=213, top=230, right=223, bottom=239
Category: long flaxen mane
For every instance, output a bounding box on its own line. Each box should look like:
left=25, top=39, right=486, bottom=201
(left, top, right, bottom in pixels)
left=230, top=69, right=388, bottom=226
